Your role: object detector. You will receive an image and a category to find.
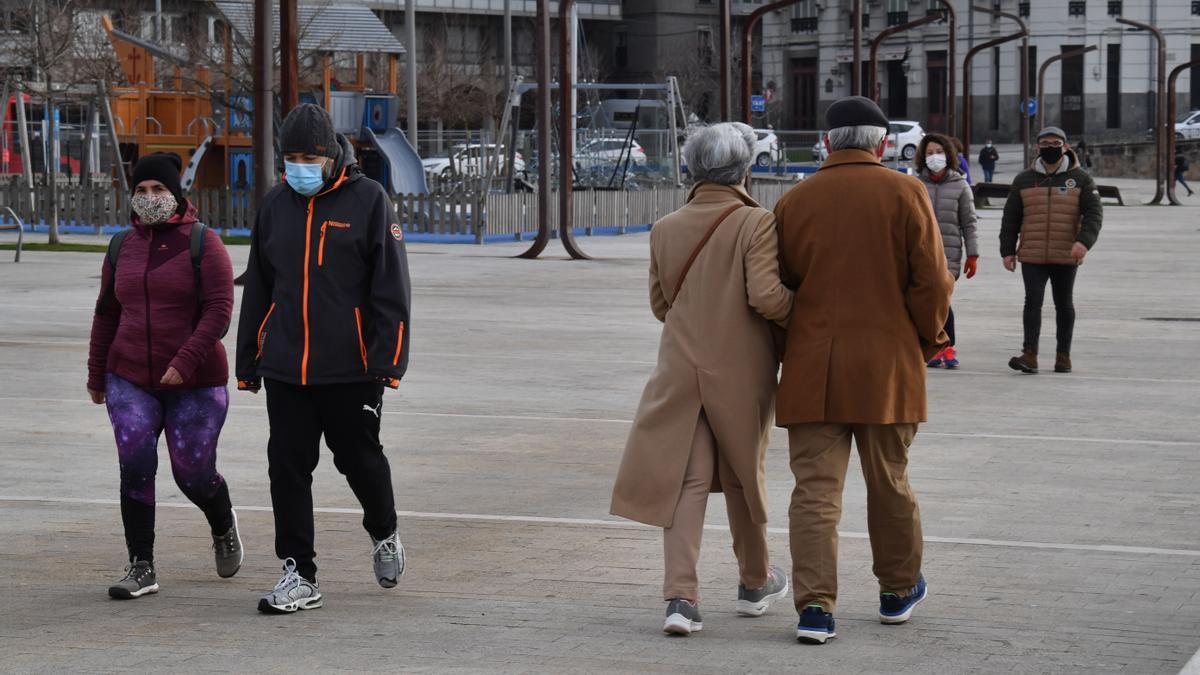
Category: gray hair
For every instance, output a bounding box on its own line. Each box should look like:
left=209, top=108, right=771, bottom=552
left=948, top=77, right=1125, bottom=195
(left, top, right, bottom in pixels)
left=683, top=122, right=756, bottom=185
left=827, top=124, right=887, bottom=152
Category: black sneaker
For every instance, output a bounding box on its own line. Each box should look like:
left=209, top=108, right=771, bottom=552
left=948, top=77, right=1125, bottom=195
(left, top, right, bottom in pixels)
left=795, top=604, right=836, bottom=644
left=736, top=564, right=789, bottom=617
left=108, top=559, right=159, bottom=599
left=212, top=509, right=243, bottom=578
left=663, top=598, right=703, bottom=636
left=879, top=574, right=928, bottom=624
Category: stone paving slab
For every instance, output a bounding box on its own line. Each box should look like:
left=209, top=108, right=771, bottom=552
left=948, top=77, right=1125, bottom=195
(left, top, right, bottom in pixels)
left=1, top=184, right=1198, bottom=672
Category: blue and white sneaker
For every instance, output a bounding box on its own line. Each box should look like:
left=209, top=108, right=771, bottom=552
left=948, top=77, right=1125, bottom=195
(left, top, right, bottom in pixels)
left=795, top=604, right=836, bottom=644
left=879, top=574, right=927, bottom=624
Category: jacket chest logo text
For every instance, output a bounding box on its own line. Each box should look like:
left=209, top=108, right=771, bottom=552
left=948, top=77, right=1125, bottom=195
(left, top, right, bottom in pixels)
left=322, top=220, right=352, bottom=230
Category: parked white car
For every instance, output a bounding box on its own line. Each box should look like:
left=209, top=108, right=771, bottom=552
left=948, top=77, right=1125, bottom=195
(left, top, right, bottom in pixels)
left=422, top=144, right=525, bottom=179
left=575, top=138, right=648, bottom=169
left=1176, top=110, right=1200, bottom=140
left=753, top=129, right=783, bottom=166
left=882, top=121, right=925, bottom=161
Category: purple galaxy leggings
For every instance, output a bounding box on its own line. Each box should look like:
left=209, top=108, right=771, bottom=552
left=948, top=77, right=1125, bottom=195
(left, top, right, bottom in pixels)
left=105, top=373, right=233, bottom=563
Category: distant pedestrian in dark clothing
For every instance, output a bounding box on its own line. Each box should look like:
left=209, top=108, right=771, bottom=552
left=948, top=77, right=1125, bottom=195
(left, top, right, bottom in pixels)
left=1076, top=140, right=1093, bottom=172
left=1175, top=151, right=1194, bottom=196
left=979, top=141, right=999, bottom=183
left=952, top=137, right=972, bottom=184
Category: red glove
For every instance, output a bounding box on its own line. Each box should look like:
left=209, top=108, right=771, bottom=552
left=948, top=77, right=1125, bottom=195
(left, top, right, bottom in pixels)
left=964, top=256, right=978, bottom=279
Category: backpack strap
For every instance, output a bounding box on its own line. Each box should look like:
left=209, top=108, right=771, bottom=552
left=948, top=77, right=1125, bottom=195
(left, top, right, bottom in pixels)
left=100, top=230, right=131, bottom=309
left=190, top=222, right=207, bottom=306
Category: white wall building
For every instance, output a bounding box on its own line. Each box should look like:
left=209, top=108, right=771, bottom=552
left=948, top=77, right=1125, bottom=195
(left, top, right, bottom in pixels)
left=760, top=0, right=1200, bottom=141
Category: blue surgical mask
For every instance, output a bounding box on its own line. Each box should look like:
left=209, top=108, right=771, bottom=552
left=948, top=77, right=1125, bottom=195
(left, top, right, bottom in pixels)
left=284, top=161, right=326, bottom=196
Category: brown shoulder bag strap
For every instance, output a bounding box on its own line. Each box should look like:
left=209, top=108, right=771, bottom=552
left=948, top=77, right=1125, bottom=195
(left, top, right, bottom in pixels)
left=670, top=203, right=743, bottom=304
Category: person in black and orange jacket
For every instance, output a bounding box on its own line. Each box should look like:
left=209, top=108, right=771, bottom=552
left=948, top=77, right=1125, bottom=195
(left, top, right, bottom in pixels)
left=235, top=103, right=411, bottom=615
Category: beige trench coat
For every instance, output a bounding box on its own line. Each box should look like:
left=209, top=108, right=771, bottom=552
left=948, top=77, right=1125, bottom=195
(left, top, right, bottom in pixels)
left=610, top=183, right=793, bottom=528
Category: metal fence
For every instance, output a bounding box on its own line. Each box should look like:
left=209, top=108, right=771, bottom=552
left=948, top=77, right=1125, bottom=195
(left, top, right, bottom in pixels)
left=0, top=179, right=799, bottom=240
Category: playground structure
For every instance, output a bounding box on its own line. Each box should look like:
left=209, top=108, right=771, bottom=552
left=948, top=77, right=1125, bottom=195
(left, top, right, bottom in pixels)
left=99, top=2, right=427, bottom=196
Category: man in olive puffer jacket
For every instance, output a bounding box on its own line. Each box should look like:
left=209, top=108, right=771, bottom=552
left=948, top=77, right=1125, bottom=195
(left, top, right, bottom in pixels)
left=999, top=126, right=1103, bottom=374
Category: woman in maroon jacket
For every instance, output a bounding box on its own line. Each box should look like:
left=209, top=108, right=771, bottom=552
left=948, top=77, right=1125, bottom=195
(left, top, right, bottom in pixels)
left=87, top=153, right=243, bottom=599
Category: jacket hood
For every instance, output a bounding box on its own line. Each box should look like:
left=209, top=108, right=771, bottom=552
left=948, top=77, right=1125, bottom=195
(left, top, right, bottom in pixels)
left=131, top=198, right=199, bottom=230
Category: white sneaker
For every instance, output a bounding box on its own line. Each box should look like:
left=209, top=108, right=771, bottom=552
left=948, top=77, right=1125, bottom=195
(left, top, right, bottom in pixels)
left=371, top=530, right=406, bottom=588
left=258, top=558, right=322, bottom=614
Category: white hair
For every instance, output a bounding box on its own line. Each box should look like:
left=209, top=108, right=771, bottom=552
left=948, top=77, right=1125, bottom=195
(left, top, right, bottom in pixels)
left=683, top=122, right=756, bottom=185
left=827, top=124, right=887, bottom=152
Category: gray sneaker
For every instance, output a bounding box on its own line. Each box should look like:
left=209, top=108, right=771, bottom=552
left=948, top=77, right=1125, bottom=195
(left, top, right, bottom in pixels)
left=736, top=564, right=789, bottom=617
left=108, top=559, right=159, bottom=599
left=257, top=558, right=322, bottom=614
left=212, top=509, right=243, bottom=578
left=663, top=598, right=703, bottom=635
left=371, top=530, right=406, bottom=588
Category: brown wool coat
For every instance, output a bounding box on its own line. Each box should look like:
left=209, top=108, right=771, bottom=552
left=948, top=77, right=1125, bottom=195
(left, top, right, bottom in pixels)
left=773, top=149, right=954, bottom=426
left=610, top=183, right=794, bottom=528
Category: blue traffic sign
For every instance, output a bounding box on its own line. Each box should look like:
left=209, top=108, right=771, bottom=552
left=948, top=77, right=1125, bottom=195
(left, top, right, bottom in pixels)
left=751, top=95, right=766, bottom=112
left=1021, top=98, right=1037, bottom=116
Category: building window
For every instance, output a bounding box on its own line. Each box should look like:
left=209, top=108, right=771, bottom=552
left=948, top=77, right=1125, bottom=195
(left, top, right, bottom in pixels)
left=887, top=11, right=909, bottom=26
left=1107, top=44, right=1121, bottom=129
left=1107, top=1, right=1122, bottom=16
left=1018, top=2, right=1030, bottom=17
left=1068, top=1, right=1086, bottom=17
left=1193, top=0, right=1200, bottom=15
left=791, top=0, right=818, bottom=30
left=615, top=30, right=627, bottom=69
left=697, top=27, right=713, bottom=68
left=848, top=11, right=869, bottom=29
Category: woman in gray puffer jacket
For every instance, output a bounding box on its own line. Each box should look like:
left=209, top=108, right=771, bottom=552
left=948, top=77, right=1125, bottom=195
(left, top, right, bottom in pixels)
left=915, top=133, right=979, bottom=369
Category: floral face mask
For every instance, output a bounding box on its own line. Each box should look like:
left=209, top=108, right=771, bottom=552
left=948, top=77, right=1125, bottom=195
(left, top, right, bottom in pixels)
left=131, top=192, right=179, bottom=225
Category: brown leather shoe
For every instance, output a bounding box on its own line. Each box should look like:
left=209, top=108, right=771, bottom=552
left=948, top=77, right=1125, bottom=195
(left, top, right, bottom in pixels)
left=1008, top=348, right=1038, bottom=374
left=1054, top=352, right=1072, bottom=373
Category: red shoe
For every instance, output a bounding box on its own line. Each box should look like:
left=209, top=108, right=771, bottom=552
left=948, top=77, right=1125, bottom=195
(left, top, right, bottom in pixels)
left=942, top=346, right=959, bottom=369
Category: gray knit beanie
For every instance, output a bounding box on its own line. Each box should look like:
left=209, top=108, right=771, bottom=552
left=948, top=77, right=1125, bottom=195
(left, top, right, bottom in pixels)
left=279, top=103, right=339, bottom=158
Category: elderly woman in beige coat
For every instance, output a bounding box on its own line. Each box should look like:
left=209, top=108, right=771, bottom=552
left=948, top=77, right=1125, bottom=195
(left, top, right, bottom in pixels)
left=610, top=123, right=794, bottom=636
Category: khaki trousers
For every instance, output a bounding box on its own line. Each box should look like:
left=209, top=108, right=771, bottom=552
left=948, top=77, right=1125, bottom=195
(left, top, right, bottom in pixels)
left=786, top=422, right=922, bottom=613
left=662, top=412, right=770, bottom=601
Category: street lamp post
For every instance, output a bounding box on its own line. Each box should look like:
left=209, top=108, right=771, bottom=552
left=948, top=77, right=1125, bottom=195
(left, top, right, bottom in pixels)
left=930, top=0, right=957, bottom=142
left=520, top=0, right=552, bottom=259
left=720, top=0, right=732, bottom=120
left=1116, top=17, right=1167, bottom=204
left=1036, top=45, right=1098, bottom=132
left=868, top=14, right=940, bottom=106
left=851, top=0, right=862, bottom=96
left=741, top=1, right=804, bottom=123
left=1166, top=60, right=1200, bottom=205
left=963, top=5, right=1027, bottom=158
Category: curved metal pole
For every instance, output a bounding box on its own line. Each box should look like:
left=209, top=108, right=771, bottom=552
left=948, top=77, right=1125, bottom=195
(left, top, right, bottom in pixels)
left=741, top=0, right=803, bottom=123
left=558, top=0, right=589, bottom=259
left=720, top=0, right=732, bottom=120
left=963, top=33, right=1026, bottom=161
left=1117, top=18, right=1166, bottom=205
left=932, top=0, right=957, bottom=142
left=868, top=14, right=940, bottom=104
left=518, top=0, right=552, bottom=259
left=1167, top=60, right=1200, bottom=206
left=851, top=0, right=862, bottom=96
left=964, top=5, right=1027, bottom=158
left=1036, top=45, right=1097, bottom=133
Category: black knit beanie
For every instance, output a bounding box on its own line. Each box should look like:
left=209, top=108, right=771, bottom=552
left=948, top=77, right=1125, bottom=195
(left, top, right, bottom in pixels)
left=130, top=152, right=186, bottom=212
left=279, top=103, right=339, bottom=158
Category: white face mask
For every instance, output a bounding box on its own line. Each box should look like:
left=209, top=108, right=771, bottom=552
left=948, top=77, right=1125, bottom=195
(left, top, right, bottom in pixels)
left=925, top=153, right=948, bottom=173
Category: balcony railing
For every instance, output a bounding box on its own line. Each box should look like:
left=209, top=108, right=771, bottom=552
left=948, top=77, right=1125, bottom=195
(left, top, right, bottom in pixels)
left=1018, top=2, right=1030, bottom=17
left=1107, top=1, right=1122, bottom=16
left=1068, top=1, right=1086, bottom=17
left=887, top=11, right=909, bottom=26
left=791, top=16, right=818, bottom=32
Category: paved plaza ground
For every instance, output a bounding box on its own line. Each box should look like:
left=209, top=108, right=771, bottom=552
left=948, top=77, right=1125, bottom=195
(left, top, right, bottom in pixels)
left=1, top=175, right=1198, bottom=673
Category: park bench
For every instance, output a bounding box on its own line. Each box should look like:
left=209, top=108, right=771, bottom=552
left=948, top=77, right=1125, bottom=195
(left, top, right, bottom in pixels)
left=0, top=206, right=24, bottom=262
left=973, top=182, right=1125, bottom=208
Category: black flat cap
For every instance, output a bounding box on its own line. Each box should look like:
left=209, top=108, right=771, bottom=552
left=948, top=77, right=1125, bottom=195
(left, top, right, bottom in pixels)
left=825, top=96, right=889, bottom=130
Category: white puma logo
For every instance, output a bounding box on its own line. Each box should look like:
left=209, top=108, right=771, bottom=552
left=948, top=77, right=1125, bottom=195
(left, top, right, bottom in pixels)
left=362, top=403, right=381, bottom=418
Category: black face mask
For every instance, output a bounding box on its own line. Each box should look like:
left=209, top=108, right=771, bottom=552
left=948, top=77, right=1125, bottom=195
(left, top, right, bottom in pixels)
left=1039, top=146, right=1064, bottom=164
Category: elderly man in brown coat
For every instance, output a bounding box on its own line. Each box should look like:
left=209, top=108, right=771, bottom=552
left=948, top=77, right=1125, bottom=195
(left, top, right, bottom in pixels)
left=611, top=122, right=793, bottom=637
left=773, top=96, right=953, bottom=644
